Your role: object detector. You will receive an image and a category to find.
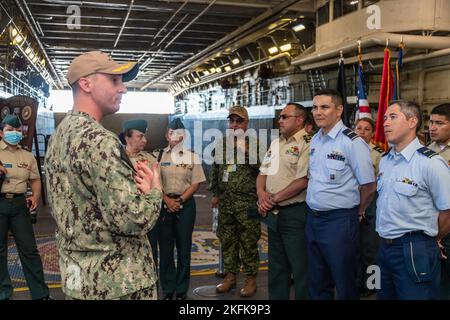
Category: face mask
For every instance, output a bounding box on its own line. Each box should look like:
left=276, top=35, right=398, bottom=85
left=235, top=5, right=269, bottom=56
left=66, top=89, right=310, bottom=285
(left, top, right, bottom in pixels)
left=3, top=131, right=23, bottom=145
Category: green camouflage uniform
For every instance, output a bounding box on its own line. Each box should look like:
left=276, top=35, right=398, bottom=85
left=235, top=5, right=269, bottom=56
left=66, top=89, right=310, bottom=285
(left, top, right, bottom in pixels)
left=209, top=135, right=261, bottom=276
left=45, top=110, right=162, bottom=300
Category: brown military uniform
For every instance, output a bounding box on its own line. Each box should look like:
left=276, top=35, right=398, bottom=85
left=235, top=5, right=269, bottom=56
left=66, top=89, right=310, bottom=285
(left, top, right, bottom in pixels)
left=0, top=140, right=40, bottom=193
left=260, top=128, right=310, bottom=205
left=369, top=142, right=384, bottom=175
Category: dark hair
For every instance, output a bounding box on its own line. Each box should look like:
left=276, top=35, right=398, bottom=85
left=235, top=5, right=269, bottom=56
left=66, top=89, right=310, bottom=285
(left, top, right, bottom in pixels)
left=431, top=103, right=450, bottom=121
left=314, top=88, right=343, bottom=107
left=355, top=117, right=375, bottom=132
left=388, top=100, right=422, bottom=133
left=286, top=102, right=307, bottom=120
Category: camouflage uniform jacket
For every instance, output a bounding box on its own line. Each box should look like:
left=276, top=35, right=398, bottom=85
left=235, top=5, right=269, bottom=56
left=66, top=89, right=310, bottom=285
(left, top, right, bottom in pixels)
left=209, top=135, right=260, bottom=203
left=44, top=110, right=162, bottom=300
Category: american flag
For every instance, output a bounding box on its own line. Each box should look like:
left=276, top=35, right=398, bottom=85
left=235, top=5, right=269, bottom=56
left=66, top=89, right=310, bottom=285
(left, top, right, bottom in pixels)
left=356, top=63, right=371, bottom=119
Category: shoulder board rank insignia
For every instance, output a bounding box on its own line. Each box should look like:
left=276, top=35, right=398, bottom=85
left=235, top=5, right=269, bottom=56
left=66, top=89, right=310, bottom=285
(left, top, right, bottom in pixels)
left=342, top=128, right=358, bottom=141
left=416, top=147, right=438, bottom=158
left=382, top=147, right=392, bottom=157
left=373, top=146, right=384, bottom=153
left=303, top=134, right=312, bottom=143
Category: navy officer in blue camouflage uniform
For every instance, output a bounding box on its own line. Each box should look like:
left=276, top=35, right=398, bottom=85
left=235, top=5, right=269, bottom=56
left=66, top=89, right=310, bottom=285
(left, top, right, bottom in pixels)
left=306, top=89, right=376, bottom=300
left=376, top=100, right=450, bottom=300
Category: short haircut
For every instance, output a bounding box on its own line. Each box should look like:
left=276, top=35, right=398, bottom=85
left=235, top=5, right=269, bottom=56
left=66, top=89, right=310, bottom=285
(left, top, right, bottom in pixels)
left=355, top=117, right=375, bottom=132
left=304, top=110, right=314, bottom=126
left=388, top=100, right=422, bottom=133
left=286, top=102, right=307, bottom=120
left=71, top=81, right=79, bottom=96
left=431, top=103, right=450, bottom=121
left=314, top=88, right=343, bottom=107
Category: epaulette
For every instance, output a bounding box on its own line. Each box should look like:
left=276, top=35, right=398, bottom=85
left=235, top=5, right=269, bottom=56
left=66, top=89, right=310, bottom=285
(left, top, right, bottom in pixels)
left=382, top=147, right=391, bottom=157
left=416, top=146, right=438, bottom=158
left=303, top=134, right=312, bottom=144
left=342, top=128, right=358, bottom=141
left=373, top=145, right=384, bottom=153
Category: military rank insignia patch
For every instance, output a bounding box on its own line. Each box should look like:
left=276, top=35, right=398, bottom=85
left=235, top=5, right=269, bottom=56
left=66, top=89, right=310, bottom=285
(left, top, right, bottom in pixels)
left=342, top=128, right=358, bottom=141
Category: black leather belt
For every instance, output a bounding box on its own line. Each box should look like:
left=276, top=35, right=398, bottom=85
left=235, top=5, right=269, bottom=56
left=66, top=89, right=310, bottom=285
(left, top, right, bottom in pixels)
left=278, top=202, right=304, bottom=209
left=381, top=231, right=433, bottom=245
left=0, top=193, right=25, bottom=199
left=166, top=193, right=181, bottom=199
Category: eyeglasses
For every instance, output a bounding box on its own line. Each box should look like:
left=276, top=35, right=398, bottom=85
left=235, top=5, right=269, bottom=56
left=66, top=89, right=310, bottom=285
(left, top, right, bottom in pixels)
left=228, top=118, right=245, bottom=124
left=278, top=114, right=299, bottom=120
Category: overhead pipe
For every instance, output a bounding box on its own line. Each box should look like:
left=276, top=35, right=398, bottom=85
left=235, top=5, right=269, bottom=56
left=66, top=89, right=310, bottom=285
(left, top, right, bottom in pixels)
left=139, top=13, right=190, bottom=70
left=137, top=0, right=189, bottom=64
left=140, top=0, right=218, bottom=83
left=292, top=32, right=450, bottom=67
left=112, top=0, right=134, bottom=51
left=173, top=52, right=290, bottom=97
left=141, top=0, right=302, bottom=89
left=14, top=0, right=64, bottom=89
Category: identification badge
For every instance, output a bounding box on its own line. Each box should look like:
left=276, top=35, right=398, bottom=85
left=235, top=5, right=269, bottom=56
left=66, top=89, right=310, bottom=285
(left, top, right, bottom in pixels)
left=3, top=163, right=12, bottom=169
left=227, top=164, right=236, bottom=172
left=160, top=162, right=171, bottom=167
left=222, top=170, right=229, bottom=182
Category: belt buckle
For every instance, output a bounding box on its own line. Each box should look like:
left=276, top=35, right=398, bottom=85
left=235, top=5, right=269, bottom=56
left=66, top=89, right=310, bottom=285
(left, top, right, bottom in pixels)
left=5, top=193, right=14, bottom=199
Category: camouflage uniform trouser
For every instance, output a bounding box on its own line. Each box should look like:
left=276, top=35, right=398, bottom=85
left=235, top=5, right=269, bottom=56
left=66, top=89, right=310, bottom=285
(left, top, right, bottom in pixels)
left=65, top=285, right=157, bottom=300
left=217, top=196, right=261, bottom=276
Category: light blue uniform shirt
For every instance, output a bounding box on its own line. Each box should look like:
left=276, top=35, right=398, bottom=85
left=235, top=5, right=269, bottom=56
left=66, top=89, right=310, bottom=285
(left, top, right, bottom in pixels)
left=306, top=120, right=375, bottom=211
left=376, top=138, right=450, bottom=239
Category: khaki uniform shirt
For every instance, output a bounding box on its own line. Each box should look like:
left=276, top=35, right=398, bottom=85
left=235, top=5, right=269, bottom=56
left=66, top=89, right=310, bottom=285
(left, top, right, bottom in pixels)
left=128, top=150, right=157, bottom=167
left=369, top=142, right=384, bottom=176
left=158, top=145, right=206, bottom=195
left=45, top=110, right=162, bottom=300
left=260, top=128, right=310, bottom=206
left=0, top=139, right=39, bottom=194
left=428, top=141, right=450, bottom=166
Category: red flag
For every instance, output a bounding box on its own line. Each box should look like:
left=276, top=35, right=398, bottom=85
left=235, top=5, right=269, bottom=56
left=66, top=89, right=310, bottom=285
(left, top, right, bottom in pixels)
left=373, top=48, right=394, bottom=151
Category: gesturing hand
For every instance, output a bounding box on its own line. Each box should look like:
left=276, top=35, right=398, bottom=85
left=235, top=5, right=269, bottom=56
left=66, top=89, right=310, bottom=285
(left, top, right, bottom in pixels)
left=134, top=162, right=161, bottom=194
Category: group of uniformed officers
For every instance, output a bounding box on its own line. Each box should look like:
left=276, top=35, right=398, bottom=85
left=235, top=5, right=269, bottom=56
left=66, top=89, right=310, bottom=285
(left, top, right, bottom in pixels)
left=0, top=51, right=449, bottom=300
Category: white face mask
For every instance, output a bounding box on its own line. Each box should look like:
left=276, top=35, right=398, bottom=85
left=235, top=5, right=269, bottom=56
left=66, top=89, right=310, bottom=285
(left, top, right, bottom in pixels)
left=169, top=129, right=184, bottom=142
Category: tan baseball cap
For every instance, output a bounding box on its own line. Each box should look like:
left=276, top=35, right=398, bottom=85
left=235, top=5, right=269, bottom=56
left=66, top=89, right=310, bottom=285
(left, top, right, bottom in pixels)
left=66, top=51, right=139, bottom=85
left=228, top=105, right=249, bottom=120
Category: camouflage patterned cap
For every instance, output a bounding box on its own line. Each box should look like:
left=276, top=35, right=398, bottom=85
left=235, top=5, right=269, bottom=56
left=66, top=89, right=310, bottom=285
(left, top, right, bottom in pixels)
left=168, top=118, right=185, bottom=130
left=2, top=115, right=22, bottom=128
left=122, top=119, right=148, bottom=134
left=66, top=51, right=139, bottom=85
left=228, top=106, right=248, bottom=120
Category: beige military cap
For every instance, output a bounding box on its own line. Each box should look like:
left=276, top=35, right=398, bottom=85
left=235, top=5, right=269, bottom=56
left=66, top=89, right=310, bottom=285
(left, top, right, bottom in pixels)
left=66, top=51, right=139, bottom=85
left=228, top=105, right=249, bottom=120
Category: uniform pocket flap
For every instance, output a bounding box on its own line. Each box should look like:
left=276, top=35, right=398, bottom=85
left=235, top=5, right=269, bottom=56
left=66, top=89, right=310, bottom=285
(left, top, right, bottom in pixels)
left=325, top=159, right=345, bottom=170
left=394, top=181, right=418, bottom=196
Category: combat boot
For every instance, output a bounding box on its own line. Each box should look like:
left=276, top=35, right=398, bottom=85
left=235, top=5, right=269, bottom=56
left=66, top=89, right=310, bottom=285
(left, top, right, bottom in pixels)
left=239, top=275, right=257, bottom=297
left=216, top=273, right=236, bottom=293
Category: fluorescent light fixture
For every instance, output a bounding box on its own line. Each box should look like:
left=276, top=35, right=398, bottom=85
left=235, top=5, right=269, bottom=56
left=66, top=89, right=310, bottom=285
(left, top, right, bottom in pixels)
left=350, top=0, right=358, bottom=5
left=203, top=70, right=210, bottom=76
left=232, top=58, right=240, bottom=65
left=11, top=28, right=18, bottom=38
left=292, top=23, right=306, bottom=32
left=268, top=46, right=279, bottom=54
left=280, top=43, right=292, bottom=52
left=209, top=67, right=216, bottom=74
left=28, top=52, right=35, bottom=60
left=25, top=47, right=32, bottom=54
left=13, top=34, right=24, bottom=44
left=194, top=77, right=199, bottom=83
left=32, top=56, right=38, bottom=63
left=224, top=65, right=232, bottom=72
left=215, top=67, right=222, bottom=73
